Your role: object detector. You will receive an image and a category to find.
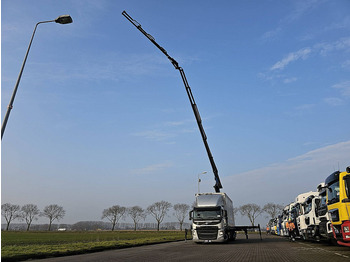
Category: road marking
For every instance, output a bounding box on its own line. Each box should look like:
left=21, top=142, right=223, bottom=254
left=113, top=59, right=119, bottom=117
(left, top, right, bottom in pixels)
left=335, top=252, right=349, bottom=258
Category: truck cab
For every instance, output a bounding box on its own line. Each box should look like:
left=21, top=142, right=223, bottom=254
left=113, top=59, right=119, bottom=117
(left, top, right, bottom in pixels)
left=302, top=194, right=321, bottom=240
left=280, top=205, right=290, bottom=237
left=316, top=182, right=333, bottom=241
left=326, top=167, right=350, bottom=247
left=293, top=191, right=318, bottom=239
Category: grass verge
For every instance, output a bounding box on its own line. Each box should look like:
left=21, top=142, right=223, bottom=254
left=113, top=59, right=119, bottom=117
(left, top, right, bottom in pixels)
left=1, top=230, right=188, bottom=261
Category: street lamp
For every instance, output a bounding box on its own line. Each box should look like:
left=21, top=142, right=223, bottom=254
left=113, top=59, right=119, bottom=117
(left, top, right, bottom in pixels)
left=1, top=15, right=73, bottom=139
left=198, top=171, right=207, bottom=194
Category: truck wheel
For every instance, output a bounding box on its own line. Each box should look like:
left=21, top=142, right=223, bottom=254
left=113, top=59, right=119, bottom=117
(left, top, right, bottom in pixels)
left=230, top=231, right=236, bottom=241
left=224, top=232, right=229, bottom=242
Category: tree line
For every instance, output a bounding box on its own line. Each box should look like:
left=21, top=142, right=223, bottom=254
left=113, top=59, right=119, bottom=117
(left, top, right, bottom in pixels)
left=2, top=201, right=283, bottom=231
left=1, top=203, right=65, bottom=231
left=236, top=203, right=285, bottom=227
left=1, top=201, right=190, bottom=232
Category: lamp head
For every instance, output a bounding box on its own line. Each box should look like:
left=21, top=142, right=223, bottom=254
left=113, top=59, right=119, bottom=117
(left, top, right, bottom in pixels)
left=55, top=15, right=73, bottom=24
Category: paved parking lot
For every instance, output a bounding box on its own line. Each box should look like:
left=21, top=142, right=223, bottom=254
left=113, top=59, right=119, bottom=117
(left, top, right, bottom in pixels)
left=34, top=233, right=350, bottom=262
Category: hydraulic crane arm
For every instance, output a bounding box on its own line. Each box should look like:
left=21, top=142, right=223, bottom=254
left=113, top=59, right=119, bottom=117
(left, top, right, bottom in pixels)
left=122, top=11, right=222, bottom=193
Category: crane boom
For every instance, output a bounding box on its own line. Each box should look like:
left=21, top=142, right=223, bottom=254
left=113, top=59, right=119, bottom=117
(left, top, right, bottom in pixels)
left=122, top=11, right=222, bottom=192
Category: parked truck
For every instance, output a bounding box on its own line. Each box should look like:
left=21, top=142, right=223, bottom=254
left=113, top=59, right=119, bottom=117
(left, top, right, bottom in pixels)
left=190, top=193, right=235, bottom=242
left=312, top=182, right=333, bottom=241
left=292, top=191, right=317, bottom=239
left=326, top=166, right=350, bottom=247
left=302, top=193, right=320, bottom=240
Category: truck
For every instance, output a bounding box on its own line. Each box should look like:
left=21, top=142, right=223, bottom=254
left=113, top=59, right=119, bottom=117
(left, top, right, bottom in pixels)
left=293, top=191, right=318, bottom=239
left=280, top=204, right=291, bottom=237
left=190, top=193, right=235, bottom=242
left=301, top=193, right=320, bottom=240
left=326, top=166, right=350, bottom=247
left=315, top=182, right=333, bottom=241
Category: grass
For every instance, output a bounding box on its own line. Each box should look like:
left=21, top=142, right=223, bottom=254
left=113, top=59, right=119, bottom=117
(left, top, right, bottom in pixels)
left=1, top=230, right=188, bottom=261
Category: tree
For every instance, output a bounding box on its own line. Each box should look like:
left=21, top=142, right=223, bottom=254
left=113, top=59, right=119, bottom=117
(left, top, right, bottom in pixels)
left=262, top=203, right=284, bottom=219
left=147, top=201, right=172, bottom=231
left=101, top=205, right=126, bottom=231
left=1, top=203, right=21, bottom=231
left=173, top=203, right=190, bottom=231
left=127, top=206, right=146, bottom=231
left=239, top=203, right=262, bottom=226
left=41, top=204, right=66, bottom=231
left=20, top=204, right=40, bottom=231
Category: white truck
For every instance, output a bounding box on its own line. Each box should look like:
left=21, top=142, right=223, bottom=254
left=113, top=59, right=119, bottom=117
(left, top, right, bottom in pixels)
left=190, top=193, right=235, bottom=243
left=303, top=182, right=333, bottom=241
left=294, top=191, right=318, bottom=239
left=300, top=192, right=320, bottom=240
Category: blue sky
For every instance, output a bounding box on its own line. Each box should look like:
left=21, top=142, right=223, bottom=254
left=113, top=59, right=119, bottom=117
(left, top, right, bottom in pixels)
left=1, top=0, right=349, bottom=226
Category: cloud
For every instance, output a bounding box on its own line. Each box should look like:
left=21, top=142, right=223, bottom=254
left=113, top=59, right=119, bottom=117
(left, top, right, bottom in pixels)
left=315, top=37, right=350, bottom=56
left=283, top=77, right=298, bottom=84
left=342, top=60, right=350, bottom=70
left=262, top=37, right=350, bottom=83
left=325, top=16, right=350, bottom=31
left=261, top=0, right=322, bottom=41
left=132, top=118, right=198, bottom=143
left=324, top=97, right=344, bottom=106
left=223, top=140, right=350, bottom=207
left=332, top=80, right=350, bottom=96
left=294, top=104, right=315, bottom=111
left=130, top=162, right=173, bottom=175
left=132, top=130, right=176, bottom=142
left=270, top=48, right=311, bottom=71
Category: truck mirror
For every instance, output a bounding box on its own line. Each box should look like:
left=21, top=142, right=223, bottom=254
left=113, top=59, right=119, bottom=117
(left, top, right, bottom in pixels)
left=189, top=211, right=193, bottom=220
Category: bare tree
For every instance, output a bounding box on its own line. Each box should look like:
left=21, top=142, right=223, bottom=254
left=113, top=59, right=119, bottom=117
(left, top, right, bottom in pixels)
left=262, top=203, right=284, bottom=219
left=147, top=201, right=172, bottom=231
left=41, top=204, right=66, bottom=231
left=239, top=203, right=262, bottom=226
left=1, top=203, right=21, bottom=231
left=101, top=205, right=126, bottom=231
left=173, top=203, right=190, bottom=231
left=127, top=206, right=146, bottom=231
left=20, top=204, right=40, bottom=231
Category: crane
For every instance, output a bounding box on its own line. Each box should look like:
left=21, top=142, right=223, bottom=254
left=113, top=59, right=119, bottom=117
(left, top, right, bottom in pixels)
left=122, top=11, right=222, bottom=193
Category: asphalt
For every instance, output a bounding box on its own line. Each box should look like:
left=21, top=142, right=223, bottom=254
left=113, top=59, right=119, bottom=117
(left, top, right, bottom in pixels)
left=32, top=233, right=350, bottom=262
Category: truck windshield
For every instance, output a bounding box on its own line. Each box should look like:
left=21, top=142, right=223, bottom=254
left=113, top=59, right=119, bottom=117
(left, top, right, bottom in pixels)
left=327, top=180, right=340, bottom=204
left=193, top=207, right=221, bottom=220
left=344, top=175, right=350, bottom=199
left=319, top=191, right=327, bottom=208
left=304, top=200, right=312, bottom=214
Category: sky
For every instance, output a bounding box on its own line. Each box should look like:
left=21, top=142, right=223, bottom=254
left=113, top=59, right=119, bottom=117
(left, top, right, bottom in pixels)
left=1, top=0, right=349, bottom=226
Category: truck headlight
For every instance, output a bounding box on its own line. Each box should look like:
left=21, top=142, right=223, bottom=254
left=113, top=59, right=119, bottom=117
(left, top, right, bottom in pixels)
left=344, top=226, right=350, bottom=233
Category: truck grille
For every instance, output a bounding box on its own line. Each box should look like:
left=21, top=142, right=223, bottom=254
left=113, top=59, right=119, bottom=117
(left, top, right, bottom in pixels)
left=196, top=226, right=218, bottom=240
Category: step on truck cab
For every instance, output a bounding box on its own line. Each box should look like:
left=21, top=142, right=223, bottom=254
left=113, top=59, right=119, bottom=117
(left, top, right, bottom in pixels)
left=326, top=166, right=350, bottom=247
left=190, top=193, right=235, bottom=243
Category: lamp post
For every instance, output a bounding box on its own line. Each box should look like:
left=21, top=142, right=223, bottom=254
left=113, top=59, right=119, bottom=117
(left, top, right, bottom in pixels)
left=1, top=15, right=73, bottom=140
left=198, top=171, right=207, bottom=194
